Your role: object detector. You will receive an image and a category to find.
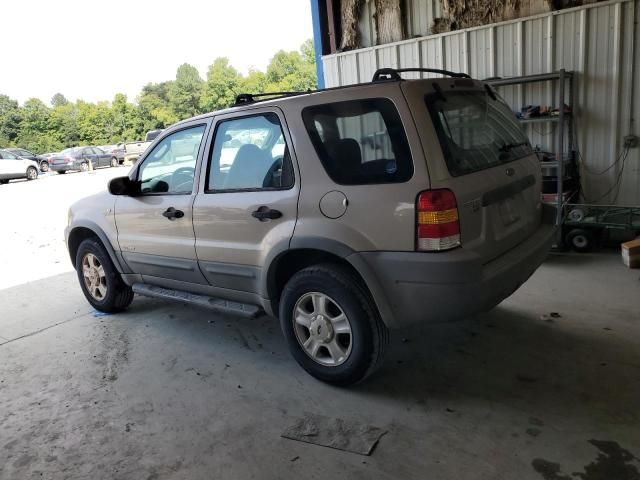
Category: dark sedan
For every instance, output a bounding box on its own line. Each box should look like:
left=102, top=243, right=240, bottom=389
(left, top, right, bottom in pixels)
left=4, top=148, right=49, bottom=172
left=49, top=147, right=118, bottom=174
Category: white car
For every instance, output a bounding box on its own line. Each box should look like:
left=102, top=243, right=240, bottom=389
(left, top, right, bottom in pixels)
left=0, top=149, right=39, bottom=184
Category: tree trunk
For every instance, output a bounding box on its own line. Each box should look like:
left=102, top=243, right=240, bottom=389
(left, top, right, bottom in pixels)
left=340, top=0, right=364, bottom=51
left=375, top=0, right=405, bottom=44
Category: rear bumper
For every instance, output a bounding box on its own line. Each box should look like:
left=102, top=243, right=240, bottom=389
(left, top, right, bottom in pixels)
left=50, top=164, right=76, bottom=172
left=351, top=222, right=556, bottom=328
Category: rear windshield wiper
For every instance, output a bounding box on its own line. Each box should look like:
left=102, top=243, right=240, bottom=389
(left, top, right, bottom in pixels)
left=499, top=141, right=529, bottom=152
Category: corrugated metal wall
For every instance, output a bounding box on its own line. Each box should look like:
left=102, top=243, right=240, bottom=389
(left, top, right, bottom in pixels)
left=324, top=0, right=640, bottom=206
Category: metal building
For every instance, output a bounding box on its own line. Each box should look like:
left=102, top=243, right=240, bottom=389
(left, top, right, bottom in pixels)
left=311, top=0, right=639, bottom=206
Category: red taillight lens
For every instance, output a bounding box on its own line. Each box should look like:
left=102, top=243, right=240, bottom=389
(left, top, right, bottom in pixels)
left=416, top=189, right=461, bottom=251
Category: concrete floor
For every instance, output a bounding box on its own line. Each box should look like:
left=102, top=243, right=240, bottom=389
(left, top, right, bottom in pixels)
left=1, top=171, right=639, bottom=479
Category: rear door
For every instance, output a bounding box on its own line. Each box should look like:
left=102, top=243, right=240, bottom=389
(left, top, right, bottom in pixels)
left=192, top=108, right=299, bottom=293
left=402, top=80, right=541, bottom=262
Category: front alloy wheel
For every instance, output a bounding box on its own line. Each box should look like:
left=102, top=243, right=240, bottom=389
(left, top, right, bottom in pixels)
left=293, top=292, right=353, bottom=367
left=82, top=253, right=108, bottom=301
left=75, top=238, right=134, bottom=312
left=26, top=166, right=38, bottom=180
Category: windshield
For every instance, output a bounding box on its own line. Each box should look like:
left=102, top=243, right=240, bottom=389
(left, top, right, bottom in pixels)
left=426, top=90, right=532, bottom=176
left=61, top=147, right=81, bottom=156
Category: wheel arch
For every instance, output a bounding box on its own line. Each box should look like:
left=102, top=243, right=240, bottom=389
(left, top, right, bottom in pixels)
left=67, top=222, right=126, bottom=273
left=264, top=238, right=397, bottom=328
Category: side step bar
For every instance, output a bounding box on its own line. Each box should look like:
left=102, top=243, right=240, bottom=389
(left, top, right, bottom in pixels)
left=131, top=284, right=263, bottom=319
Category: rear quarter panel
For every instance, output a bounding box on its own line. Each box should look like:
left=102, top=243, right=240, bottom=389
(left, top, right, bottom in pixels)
left=281, top=83, right=429, bottom=252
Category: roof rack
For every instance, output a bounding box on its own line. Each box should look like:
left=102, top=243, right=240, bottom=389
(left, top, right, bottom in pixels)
left=372, top=68, right=471, bottom=82
left=233, top=91, right=311, bottom=106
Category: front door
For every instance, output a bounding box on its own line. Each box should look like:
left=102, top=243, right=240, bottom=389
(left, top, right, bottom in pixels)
left=193, top=109, right=299, bottom=294
left=114, top=122, right=210, bottom=283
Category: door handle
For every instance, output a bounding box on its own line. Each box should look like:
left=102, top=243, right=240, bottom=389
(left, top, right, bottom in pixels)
left=251, top=207, right=282, bottom=221
left=162, top=207, right=184, bottom=220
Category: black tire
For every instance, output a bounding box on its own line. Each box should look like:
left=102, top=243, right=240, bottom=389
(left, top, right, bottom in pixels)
left=80, top=162, right=89, bottom=172
left=75, top=238, right=134, bottom=313
left=0, top=180, right=8, bottom=185
left=26, top=166, right=38, bottom=180
left=110, top=157, right=118, bottom=167
left=565, top=228, right=593, bottom=253
left=57, top=170, right=67, bottom=174
left=279, top=263, right=388, bottom=386
left=40, top=161, right=49, bottom=173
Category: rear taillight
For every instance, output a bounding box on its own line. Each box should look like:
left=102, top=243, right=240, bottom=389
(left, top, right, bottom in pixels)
left=416, top=189, right=461, bottom=251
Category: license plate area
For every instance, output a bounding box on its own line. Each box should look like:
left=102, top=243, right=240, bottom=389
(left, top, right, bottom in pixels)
left=498, top=198, right=521, bottom=226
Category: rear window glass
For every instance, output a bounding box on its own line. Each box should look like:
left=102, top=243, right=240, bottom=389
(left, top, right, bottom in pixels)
left=302, top=98, right=413, bottom=185
left=425, top=91, right=533, bottom=176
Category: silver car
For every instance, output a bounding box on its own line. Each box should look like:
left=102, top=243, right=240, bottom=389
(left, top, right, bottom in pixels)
left=66, top=68, right=555, bottom=385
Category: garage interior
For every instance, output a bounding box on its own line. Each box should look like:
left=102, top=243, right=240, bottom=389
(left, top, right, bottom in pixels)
left=2, top=0, right=640, bottom=479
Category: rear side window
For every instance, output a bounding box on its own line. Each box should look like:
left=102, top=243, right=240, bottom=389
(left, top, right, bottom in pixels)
left=302, top=98, right=413, bottom=185
left=426, top=91, right=533, bottom=176
left=207, top=113, right=294, bottom=192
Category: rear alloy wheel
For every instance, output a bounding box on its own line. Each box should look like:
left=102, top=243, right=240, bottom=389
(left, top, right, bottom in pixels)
left=565, top=228, right=593, bottom=253
left=26, top=166, right=38, bottom=180
left=40, top=161, right=49, bottom=173
left=76, top=238, right=134, bottom=312
left=280, top=264, right=388, bottom=386
left=110, top=157, right=118, bottom=167
left=293, top=292, right=353, bottom=367
left=80, top=162, right=89, bottom=172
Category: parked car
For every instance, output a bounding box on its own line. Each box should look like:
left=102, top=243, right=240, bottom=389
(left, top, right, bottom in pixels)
left=4, top=148, right=49, bottom=172
left=65, top=68, right=555, bottom=385
left=50, top=147, right=119, bottom=173
left=120, top=130, right=165, bottom=165
left=97, top=145, right=117, bottom=155
left=0, top=149, right=39, bottom=183
left=40, top=152, right=58, bottom=166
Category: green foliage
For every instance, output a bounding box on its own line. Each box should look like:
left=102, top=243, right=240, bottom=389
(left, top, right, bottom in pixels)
left=0, top=40, right=317, bottom=153
left=51, top=93, right=69, bottom=108
left=201, top=58, right=242, bottom=112
left=169, top=63, right=204, bottom=119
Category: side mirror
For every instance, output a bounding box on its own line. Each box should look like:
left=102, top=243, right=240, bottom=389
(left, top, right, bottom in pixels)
left=108, top=176, right=140, bottom=196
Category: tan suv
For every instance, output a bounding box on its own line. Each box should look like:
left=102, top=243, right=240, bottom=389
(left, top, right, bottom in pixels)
left=65, top=68, right=556, bottom=385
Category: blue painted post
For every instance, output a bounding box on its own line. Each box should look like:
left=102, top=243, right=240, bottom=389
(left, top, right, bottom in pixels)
left=310, top=0, right=325, bottom=89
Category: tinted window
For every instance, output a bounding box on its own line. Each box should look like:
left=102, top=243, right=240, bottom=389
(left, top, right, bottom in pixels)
left=425, top=91, right=533, bottom=176
left=207, top=113, right=294, bottom=191
left=1, top=151, right=19, bottom=160
left=302, top=98, right=413, bottom=185
left=138, top=125, right=205, bottom=194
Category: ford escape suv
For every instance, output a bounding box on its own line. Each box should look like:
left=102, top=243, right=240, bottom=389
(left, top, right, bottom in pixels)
left=66, top=68, right=556, bottom=385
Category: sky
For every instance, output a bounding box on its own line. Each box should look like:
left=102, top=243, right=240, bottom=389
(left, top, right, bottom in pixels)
left=1, top=0, right=313, bottom=105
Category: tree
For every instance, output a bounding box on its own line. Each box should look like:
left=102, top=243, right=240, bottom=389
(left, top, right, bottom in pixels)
left=169, top=63, right=203, bottom=120
left=0, top=39, right=316, bottom=150
left=265, top=46, right=317, bottom=92
left=138, top=81, right=178, bottom=130
left=200, top=58, right=242, bottom=112
left=0, top=94, right=21, bottom=145
left=51, top=93, right=70, bottom=108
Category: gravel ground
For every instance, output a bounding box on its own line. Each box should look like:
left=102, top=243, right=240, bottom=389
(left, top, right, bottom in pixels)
left=0, top=167, right=127, bottom=290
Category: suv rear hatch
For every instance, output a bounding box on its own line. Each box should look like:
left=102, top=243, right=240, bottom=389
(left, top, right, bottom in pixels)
left=402, top=79, right=542, bottom=262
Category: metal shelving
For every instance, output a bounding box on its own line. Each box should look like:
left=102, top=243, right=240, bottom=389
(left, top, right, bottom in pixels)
left=487, top=70, right=575, bottom=231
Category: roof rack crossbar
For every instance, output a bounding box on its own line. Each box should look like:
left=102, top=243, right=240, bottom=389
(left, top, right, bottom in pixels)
left=372, top=68, right=471, bottom=81
left=234, top=90, right=312, bottom=106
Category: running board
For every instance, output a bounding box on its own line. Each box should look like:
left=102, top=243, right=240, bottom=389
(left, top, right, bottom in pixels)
left=131, top=284, right=262, bottom=318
